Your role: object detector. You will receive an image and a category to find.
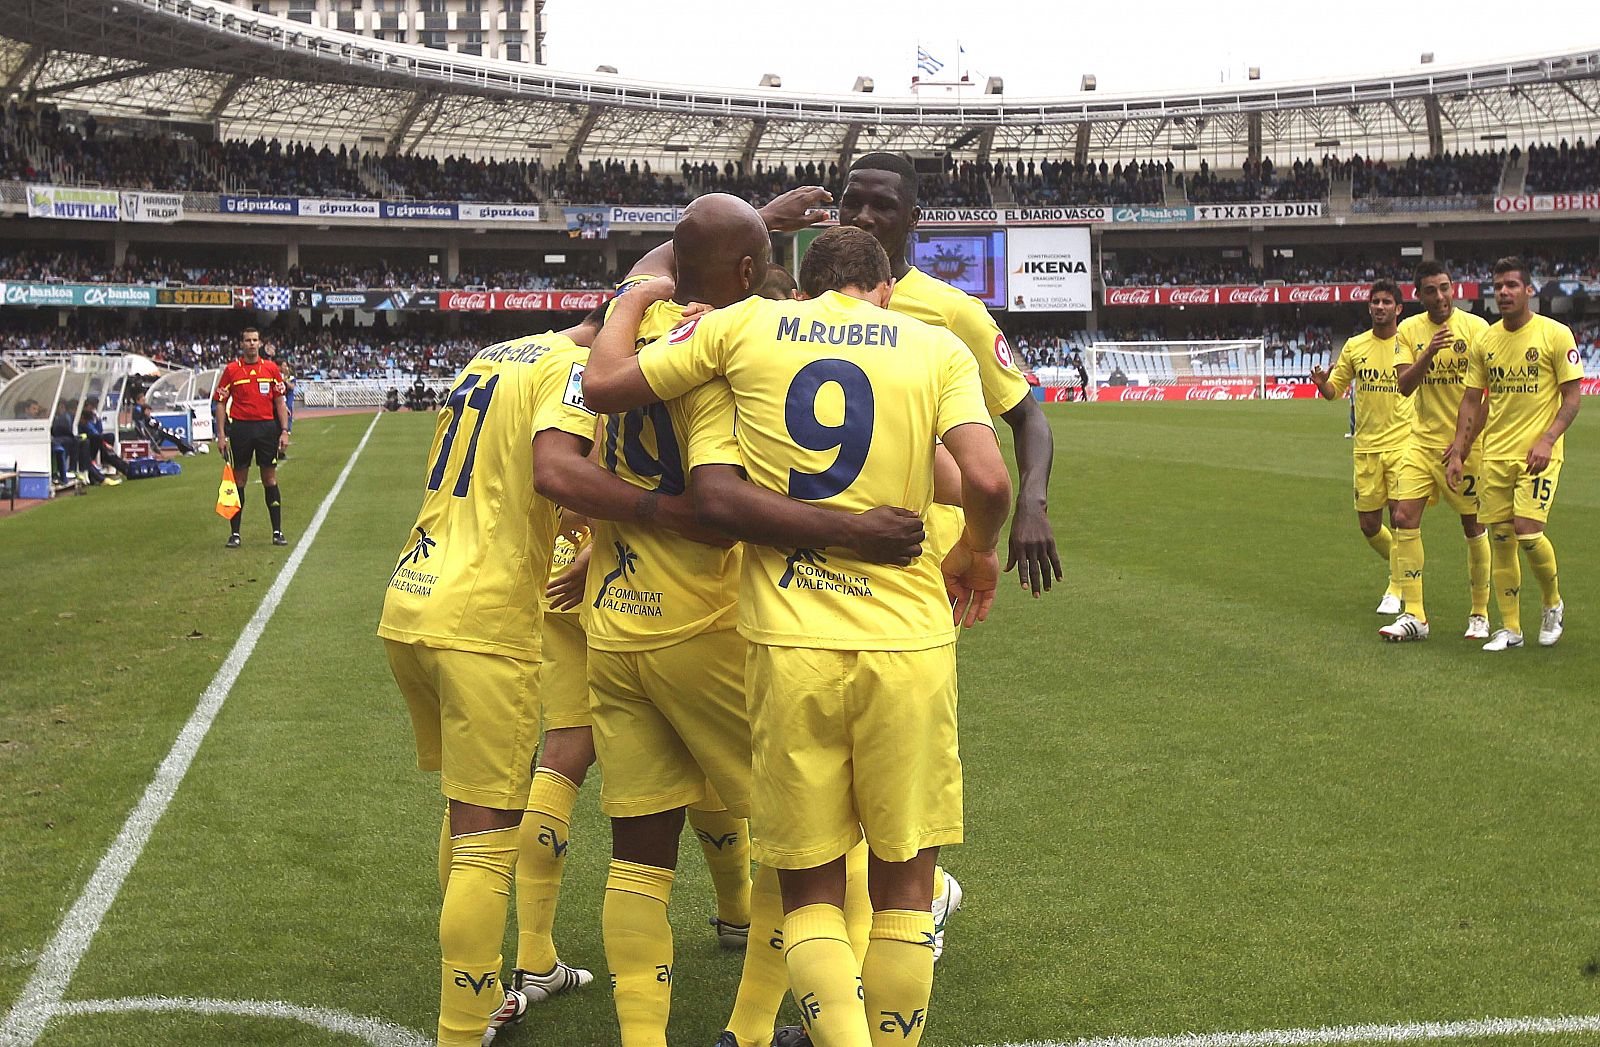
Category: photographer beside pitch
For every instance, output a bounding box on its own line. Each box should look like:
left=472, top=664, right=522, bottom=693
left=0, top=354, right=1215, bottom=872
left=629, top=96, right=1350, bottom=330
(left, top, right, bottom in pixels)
left=213, top=327, right=290, bottom=548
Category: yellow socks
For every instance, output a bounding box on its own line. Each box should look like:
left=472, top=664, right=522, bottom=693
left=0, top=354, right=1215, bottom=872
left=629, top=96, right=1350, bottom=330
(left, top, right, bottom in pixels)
left=785, top=904, right=871, bottom=1047
left=1366, top=526, right=1400, bottom=597
left=1518, top=531, right=1561, bottom=608
left=438, top=826, right=518, bottom=1047
left=604, top=859, right=675, bottom=1047
left=515, top=768, right=579, bottom=974
left=1466, top=530, right=1491, bottom=617
left=1490, top=523, right=1523, bottom=635
left=1392, top=528, right=1425, bottom=622
left=724, top=864, right=789, bottom=1047
left=862, top=910, right=936, bottom=1047
left=687, top=804, right=752, bottom=928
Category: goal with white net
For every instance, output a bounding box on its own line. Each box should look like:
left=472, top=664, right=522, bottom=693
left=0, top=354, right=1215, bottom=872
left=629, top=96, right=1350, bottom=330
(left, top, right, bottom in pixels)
left=1085, top=340, right=1265, bottom=402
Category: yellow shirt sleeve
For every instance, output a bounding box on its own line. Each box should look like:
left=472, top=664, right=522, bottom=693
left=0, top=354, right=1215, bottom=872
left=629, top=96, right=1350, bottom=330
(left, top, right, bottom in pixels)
left=1552, top=320, right=1584, bottom=384
left=945, top=296, right=1032, bottom=416
left=532, top=350, right=601, bottom=442
left=1327, top=338, right=1357, bottom=397
left=1464, top=337, right=1488, bottom=390
left=637, top=303, right=744, bottom=401
left=670, top=378, right=741, bottom=471
left=935, top=333, right=997, bottom=438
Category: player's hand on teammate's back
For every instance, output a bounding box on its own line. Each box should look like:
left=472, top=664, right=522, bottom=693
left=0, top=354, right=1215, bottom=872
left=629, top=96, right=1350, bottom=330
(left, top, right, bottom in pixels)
left=843, top=506, right=925, bottom=567
left=679, top=301, right=715, bottom=322
left=942, top=540, right=999, bottom=629
left=758, top=185, right=834, bottom=232
left=629, top=276, right=676, bottom=307
left=1006, top=511, right=1062, bottom=597
left=547, top=544, right=592, bottom=611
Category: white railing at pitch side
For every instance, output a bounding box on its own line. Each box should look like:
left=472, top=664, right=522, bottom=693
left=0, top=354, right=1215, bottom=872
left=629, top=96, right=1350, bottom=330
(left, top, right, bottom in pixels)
left=298, top=377, right=454, bottom=408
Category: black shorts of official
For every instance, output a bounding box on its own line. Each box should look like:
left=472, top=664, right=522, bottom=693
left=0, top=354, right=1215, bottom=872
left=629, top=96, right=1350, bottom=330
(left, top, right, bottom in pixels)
left=227, top=419, right=280, bottom=469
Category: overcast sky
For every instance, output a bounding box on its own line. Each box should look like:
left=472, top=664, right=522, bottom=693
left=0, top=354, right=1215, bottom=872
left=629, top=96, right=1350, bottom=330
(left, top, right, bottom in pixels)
left=543, top=0, right=1594, bottom=97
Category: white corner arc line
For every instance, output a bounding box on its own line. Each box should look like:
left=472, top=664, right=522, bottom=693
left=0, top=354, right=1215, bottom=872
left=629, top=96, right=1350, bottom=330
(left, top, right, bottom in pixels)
left=0, top=412, right=383, bottom=1047
left=986, top=1013, right=1600, bottom=1047
left=54, top=997, right=429, bottom=1047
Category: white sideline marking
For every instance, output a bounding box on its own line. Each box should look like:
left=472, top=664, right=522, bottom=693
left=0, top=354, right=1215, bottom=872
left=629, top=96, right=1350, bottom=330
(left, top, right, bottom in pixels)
left=0, top=413, right=382, bottom=1047
left=55, top=997, right=429, bottom=1047
left=990, top=1014, right=1600, bottom=1047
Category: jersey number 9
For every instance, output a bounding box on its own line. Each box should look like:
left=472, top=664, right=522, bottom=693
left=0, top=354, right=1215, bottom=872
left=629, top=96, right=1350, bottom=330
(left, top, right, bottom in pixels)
left=785, top=359, right=875, bottom=501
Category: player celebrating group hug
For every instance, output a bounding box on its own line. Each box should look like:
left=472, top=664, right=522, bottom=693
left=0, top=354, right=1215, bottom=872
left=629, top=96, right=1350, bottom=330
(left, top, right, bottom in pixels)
left=1312, top=256, right=1581, bottom=649
left=378, top=154, right=1062, bottom=1047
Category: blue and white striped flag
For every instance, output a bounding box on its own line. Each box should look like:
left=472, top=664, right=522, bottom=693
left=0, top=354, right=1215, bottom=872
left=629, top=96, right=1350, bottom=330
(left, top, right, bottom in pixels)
left=917, top=46, right=944, bottom=75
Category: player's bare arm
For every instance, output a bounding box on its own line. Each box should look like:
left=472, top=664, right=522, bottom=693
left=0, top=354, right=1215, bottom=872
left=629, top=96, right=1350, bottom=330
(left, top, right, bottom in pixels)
left=581, top=279, right=674, bottom=413
left=213, top=397, right=228, bottom=455
left=1445, top=386, right=1486, bottom=488
left=938, top=421, right=1013, bottom=628
left=690, top=463, right=926, bottom=566
left=1396, top=328, right=1452, bottom=396
left=933, top=444, right=962, bottom=506
left=532, top=428, right=731, bottom=547
left=756, top=185, right=833, bottom=232
left=1527, top=379, right=1582, bottom=475
left=1000, top=394, right=1060, bottom=596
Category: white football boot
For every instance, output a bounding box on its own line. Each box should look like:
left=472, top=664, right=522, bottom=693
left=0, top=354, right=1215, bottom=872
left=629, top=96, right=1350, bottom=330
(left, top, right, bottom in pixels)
left=1482, top=628, right=1525, bottom=652
left=931, top=870, right=963, bottom=965
left=512, top=960, right=593, bottom=1003
left=1379, top=613, right=1429, bottom=642
left=1375, top=592, right=1404, bottom=615
left=1463, top=614, right=1490, bottom=640
left=480, top=986, right=529, bottom=1046
left=1539, top=601, right=1564, bottom=647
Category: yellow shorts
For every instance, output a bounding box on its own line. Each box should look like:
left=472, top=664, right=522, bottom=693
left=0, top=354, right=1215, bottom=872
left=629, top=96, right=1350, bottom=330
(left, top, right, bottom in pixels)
left=384, top=639, right=540, bottom=810
left=746, top=643, right=962, bottom=869
left=1479, top=457, right=1563, bottom=524
left=1352, top=448, right=1407, bottom=513
left=1393, top=443, right=1482, bottom=517
left=588, top=627, right=751, bottom=820
left=537, top=612, right=591, bottom=732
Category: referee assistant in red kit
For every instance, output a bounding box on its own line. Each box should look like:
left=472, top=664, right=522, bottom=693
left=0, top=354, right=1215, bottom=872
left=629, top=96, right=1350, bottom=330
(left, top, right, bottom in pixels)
left=214, top=327, right=290, bottom=548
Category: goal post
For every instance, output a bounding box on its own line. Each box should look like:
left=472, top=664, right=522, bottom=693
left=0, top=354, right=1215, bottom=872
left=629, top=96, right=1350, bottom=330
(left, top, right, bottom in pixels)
left=1086, top=340, right=1266, bottom=402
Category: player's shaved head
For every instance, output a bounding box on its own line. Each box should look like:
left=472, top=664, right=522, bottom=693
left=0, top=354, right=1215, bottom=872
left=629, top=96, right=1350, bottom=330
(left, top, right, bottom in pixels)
left=673, top=193, right=772, bottom=307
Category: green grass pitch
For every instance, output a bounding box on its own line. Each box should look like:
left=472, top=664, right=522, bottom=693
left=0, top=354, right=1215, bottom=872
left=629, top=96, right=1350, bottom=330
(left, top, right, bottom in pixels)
left=2, top=402, right=1598, bottom=1046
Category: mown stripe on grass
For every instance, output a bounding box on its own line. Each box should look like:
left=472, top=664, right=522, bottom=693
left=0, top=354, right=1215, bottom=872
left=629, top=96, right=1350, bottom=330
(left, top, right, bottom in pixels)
left=0, top=413, right=381, bottom=1047
left=994, top=1013, right=1600, bottom=1047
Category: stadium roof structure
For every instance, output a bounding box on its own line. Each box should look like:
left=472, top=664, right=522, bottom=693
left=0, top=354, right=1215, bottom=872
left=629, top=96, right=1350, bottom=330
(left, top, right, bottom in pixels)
left=3, top=0, right=1599, bottom=170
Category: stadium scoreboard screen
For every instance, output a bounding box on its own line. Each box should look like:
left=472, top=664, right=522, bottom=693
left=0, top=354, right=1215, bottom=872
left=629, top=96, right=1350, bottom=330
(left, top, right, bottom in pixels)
left=909, top=229, right=1007, bottom=308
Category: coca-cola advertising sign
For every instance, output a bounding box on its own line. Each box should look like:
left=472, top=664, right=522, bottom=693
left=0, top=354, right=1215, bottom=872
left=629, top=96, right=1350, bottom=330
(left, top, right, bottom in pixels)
left=1084, top=382, right=1321, bottom=402
left=1103, top=282, right=1481, bottom=306
left=441, top=290, right=616, bottom=311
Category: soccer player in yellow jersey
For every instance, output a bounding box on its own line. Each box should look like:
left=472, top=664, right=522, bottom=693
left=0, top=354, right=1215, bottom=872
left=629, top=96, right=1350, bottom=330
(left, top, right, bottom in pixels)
left=1310, top=280, right=1415, bottom=618
left=377, top=311, right=612, bottom=1047
left=585, top=220, right=1014, bottom=1047
left=1447, top=256, right=1583, bottom=651
left=1383, top=261, right=1494, bottom=642
left=535, top=197, right=924, bottom=1047
left=838, top=150, right=1052, bottom=961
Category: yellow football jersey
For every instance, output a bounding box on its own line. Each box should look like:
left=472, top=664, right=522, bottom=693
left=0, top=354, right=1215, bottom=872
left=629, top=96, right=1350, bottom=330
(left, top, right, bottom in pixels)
left=1467, top=313, right=1584, bottom=461
left=582, top=297, right=741, bottom=652
left=890, top=266, right=1031, bottom=417
left=637, top=290, right=993, bottom=653
left=1326, top=330, right=1413, bottom=453
left=1395, top=309, right=1490, bottom=448
left=378, top=333, right=597, bottom=659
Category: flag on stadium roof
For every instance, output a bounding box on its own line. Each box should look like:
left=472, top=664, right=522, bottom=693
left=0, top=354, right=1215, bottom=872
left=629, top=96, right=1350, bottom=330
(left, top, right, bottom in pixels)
left=917, top=46, right=944, bottom=75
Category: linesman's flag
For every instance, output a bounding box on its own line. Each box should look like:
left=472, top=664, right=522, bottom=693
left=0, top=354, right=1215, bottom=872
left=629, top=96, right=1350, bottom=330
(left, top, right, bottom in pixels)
left=216, top=463, right=241, bottom=519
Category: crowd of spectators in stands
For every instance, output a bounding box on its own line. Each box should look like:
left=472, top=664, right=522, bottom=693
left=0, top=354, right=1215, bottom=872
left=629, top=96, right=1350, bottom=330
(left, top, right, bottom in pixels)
left=1339, top=149, right=1505, bottom=200
left=8, top=102, right=1600, bottom=209
left=1525, top=139, right=1600, bottom=193
left=1101, top=247, right=1600, bottom=288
